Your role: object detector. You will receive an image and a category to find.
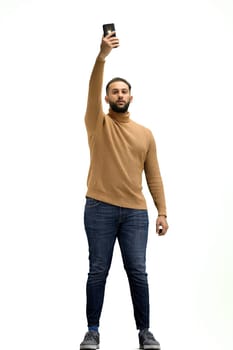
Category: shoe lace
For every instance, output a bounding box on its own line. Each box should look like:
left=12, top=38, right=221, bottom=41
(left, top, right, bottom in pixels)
left=141, top=330, right=155, bottom=341
left=85, top=332, right=98, bottom=341
left=146, top=331, right=155, bottom=340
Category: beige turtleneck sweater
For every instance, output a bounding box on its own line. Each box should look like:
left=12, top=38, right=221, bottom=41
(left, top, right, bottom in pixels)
left=84, top=56, right=167, bottom=216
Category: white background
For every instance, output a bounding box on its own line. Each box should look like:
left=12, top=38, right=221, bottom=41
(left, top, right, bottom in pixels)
left=0, top=1, right=233, bottom=349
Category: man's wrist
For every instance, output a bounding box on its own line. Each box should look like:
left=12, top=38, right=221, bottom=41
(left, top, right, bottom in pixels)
left=97, top=52, right=106, bottom=62
left=158, top=214, right=167, bottom=218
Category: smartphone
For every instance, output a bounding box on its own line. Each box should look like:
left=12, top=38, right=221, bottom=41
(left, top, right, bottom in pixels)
left=103, top=23, right=116, bottom=37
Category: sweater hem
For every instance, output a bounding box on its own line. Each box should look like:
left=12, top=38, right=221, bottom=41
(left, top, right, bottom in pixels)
left=86, top=191, right=148, bottom=210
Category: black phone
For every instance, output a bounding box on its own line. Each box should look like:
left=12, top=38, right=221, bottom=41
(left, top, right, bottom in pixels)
left=103, top=23, right=116, bottom=37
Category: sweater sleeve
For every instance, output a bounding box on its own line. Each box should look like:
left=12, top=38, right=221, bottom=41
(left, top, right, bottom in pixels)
left=84, top=57, right=105, bottom=134
left=144, top=131, right=167, bottom=216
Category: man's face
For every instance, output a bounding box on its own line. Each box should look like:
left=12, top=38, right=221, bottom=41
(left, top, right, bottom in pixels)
left=105, top=81, right=133, bottom=113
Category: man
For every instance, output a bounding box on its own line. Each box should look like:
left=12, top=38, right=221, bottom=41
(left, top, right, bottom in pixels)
left=80, top=31, right=169, bottom=350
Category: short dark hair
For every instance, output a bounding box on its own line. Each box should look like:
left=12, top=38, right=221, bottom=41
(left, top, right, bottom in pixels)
left=106, top=77, right=131, bottom=94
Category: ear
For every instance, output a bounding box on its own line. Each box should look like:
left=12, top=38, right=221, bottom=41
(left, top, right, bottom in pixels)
left=130, top=96, right=133, bottom=103
left=105, top=95, right=109, bottom=104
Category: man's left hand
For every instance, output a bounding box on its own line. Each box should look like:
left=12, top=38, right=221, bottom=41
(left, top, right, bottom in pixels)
left=156, top=216, right=169, bottom=236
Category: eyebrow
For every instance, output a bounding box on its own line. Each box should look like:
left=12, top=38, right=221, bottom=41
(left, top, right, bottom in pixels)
left=111, top=88, right=128, bottom=92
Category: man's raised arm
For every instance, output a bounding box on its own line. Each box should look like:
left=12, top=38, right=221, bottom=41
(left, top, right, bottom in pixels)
left=84, top=32, right=119, bottom=134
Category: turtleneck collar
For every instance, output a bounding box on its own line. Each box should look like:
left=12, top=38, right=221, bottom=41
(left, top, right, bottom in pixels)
left=108, top=109, right=130, bottom=123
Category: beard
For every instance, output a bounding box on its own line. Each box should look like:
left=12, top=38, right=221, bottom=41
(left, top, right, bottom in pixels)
left=109, top=100, right=130, bottom=113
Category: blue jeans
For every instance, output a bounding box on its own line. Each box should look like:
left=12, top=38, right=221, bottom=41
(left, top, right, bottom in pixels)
left=84, top=197, right=150, bottom=330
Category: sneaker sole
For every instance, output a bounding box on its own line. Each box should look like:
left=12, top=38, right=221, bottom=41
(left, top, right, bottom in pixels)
left=140, top=345, right=160, bottom=350
left=80, top=346, right=99, bottom=350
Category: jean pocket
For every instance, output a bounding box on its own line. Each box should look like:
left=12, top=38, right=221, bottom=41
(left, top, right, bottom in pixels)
left=85, top=197, right=101, bottom=208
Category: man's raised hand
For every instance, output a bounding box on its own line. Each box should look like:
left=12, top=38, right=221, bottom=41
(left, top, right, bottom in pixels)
left=98, top=32, right=119, bottom=60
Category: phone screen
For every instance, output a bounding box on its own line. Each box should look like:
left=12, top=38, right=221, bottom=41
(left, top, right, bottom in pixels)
left=103, top=23, right=116, bottom=37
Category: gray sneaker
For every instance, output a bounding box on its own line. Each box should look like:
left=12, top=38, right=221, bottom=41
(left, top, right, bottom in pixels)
left=139, top=329, right=161, bottom=349
left=80, top=331, right=100, bottom=349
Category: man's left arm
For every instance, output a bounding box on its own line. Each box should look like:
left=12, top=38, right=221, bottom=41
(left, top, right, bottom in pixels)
left=144, top=131, right=169, bottom=235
